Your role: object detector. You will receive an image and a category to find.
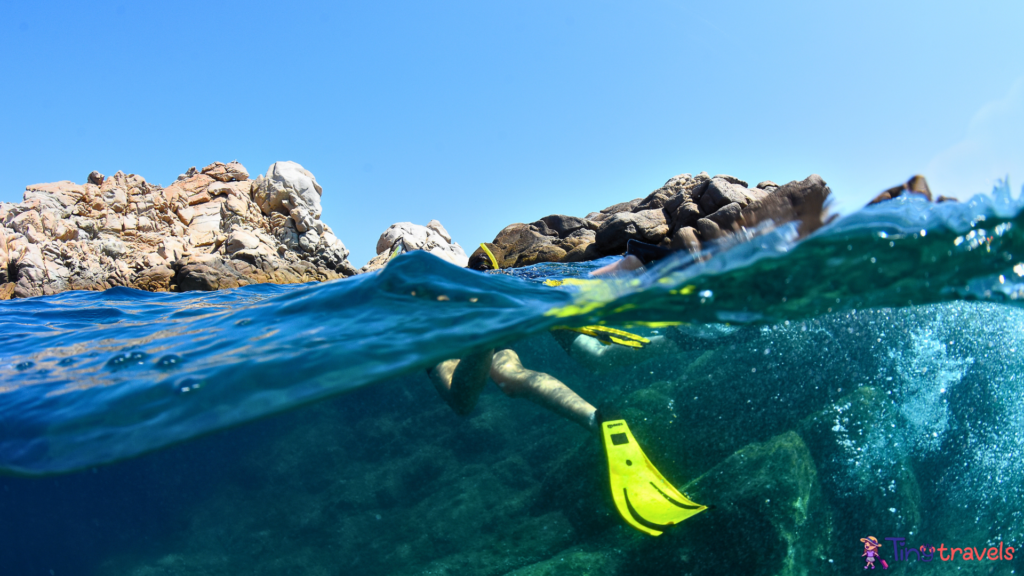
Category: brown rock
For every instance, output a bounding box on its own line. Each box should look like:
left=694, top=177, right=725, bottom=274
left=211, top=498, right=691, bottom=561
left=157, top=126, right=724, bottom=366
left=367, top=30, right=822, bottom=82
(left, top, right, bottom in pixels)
left=88, top=171, right=105, bottom=185
left=176, top=206, right=195, bottom=225
left=711, top=174, right=749, bottom=188
left=516, top=244, right=567, bottom=267
left=695, top=218, right=722, bottom=241
left=562, top=242, right=603, bottom=263
left=534, top=214, right=586, bottom=238
left=668, top=201, right=702, bottom=231
left=670, top=226, right=701, bottom=252
left=756, top=181, right=778, bottom=189
left=599, top=198, right=644, bottom=215
left=134, top=266, right=175, bottom=292
left=0, top=282, right=14, bottom=300
left=706, top=202, right=743, bottom=232
left=594, top=209, right=669, bottom=253
left=9, top=210, right=44, bottom=239
left=188, top=192, right=212, bottom=206
left=740, top=174, right=831, bottom=238
left=869, top=174, right=933, bottom=205
left=201, top=161, right=249, bottom=182
left=700, top=178, right=753, bottom=214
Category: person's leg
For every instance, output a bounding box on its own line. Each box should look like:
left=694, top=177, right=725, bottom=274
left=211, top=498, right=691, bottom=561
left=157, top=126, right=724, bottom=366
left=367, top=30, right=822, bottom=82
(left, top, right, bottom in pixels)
left=428, top=348, right=495, bottom=415
left=590, top=254, right=643, bottom=277
left=489, top=349, right=598, bottom=432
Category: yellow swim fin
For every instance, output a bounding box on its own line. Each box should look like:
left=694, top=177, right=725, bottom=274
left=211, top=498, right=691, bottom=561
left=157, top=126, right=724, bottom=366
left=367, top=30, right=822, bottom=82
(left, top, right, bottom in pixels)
left=552, top=325, right=651, bottom=349
left=601, top=419, right=707, bottom=536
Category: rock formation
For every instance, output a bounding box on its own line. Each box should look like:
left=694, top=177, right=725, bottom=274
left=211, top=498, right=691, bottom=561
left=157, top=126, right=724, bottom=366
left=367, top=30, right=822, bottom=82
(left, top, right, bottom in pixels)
left=361, top=220, right=469, bottom=272
left=468, top=172, right=832, bottom=270
left=0, top=160, right=357, bottom=299
left=869, top=174, right=957, bottom=205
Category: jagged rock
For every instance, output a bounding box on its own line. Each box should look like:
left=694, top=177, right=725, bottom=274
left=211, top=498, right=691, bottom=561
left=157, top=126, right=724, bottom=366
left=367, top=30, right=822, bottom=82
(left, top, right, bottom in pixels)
left=364, top=221, right=469, bottom=272
left=88, top=171, right=105, bottom=185
left=711, top=173, right=749, bottom=188
left=0, top=160, right=356, bottom=299
left=226, top=230, right=260, bottom=254
left=252, top=161, right=323, bottom=230
left=870, top=174, right=936, bottom=205
left=699, top=177, right=758, bottom=214
left=426, top=219, right=451, bottom=243
left=739, top=174, right=832, bottom=238
left=201, top=161, right=249, bottom=182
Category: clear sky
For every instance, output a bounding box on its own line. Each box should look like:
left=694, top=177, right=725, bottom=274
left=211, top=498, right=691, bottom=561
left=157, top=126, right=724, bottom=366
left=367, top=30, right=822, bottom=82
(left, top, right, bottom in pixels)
left=2, top=1, right=1022, bottom=266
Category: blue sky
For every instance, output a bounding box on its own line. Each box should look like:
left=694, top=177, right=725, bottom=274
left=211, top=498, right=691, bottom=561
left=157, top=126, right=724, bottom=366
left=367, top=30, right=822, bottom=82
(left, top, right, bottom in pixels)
left=2, top=1, right=1022, bottom=266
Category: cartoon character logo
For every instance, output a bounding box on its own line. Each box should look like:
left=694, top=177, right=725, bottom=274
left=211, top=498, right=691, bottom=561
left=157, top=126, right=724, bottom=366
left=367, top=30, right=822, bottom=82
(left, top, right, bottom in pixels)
left=861, top=536, right=888, bottom=569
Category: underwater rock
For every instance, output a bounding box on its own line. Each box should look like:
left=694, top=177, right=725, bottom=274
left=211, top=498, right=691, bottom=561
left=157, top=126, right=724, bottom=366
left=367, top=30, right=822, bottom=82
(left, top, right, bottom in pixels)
left=673, top=431, right=835, bottom=576
left=0, top=161, right=356, bottom=298
left=797, top=387, right=922, bottom=555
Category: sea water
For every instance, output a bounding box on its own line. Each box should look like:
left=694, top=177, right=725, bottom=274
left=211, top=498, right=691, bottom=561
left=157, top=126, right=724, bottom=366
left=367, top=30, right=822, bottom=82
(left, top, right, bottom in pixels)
left=1, top=184, right=1023, bottom=575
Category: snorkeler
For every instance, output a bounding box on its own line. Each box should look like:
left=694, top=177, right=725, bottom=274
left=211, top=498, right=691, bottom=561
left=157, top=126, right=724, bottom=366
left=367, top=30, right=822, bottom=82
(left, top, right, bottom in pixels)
left=428, top=344, right=707, bottom=536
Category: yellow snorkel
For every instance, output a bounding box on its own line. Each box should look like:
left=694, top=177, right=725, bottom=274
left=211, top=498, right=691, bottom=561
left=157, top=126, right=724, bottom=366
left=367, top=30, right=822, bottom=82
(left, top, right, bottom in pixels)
left=479, top=243, right=500, bottom=271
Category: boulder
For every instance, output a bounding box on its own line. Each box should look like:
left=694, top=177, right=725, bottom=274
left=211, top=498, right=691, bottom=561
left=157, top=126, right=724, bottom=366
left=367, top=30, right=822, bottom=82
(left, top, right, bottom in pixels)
left=705, top=201, right=743, bottom=231
left=594, top=209, right=669, bottom=253
left=201, top=161, right=249, bottom=182
left=599, top=198, right=643, bottom=215
left=534, top=214, right=586, bottom=238
left=739, top=174, right=832, bottom=238
left=367, top=221, right=469, bottom=271
left=699, top=177, right=754, bottom=214
left=226, top=230, right=260, bottom=254
left=670, top=226, right=701, bottom=252
left=88, top=171, right=105, bottom=185
left=678, top=432, right=833, bottom=576
left=711, top=173, right=748, bottom=187
left=695, top=217, right=722, bottom=241
left=252, top=161, right=323, bottom=225
left=426, top=219, right=451, bottom=243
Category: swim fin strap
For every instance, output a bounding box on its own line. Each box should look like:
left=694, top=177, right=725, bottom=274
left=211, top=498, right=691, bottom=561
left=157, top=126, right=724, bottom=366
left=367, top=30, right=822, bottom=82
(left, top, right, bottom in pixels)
left=601, top=419, right=707, bottom=536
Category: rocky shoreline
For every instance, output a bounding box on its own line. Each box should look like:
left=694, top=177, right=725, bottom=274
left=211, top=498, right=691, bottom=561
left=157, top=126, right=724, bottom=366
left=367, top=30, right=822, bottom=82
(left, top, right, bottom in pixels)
left=0, top=161, right=356, bottom=299
left=0, top=161, right=944, bottom=300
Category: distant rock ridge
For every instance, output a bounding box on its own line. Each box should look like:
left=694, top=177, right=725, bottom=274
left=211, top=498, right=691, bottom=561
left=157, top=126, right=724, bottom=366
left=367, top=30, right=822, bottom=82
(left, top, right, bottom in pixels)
left=0, top=160, right=357, bottom=299
left=0, top=162, right=952, bottom=300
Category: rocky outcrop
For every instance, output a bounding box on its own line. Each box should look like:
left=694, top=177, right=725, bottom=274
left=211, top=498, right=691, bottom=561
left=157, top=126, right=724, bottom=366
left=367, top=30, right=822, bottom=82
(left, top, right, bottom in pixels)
left=869, top=174, right=958, bottom=205
left=468, top=172, right=831, bottom=270
left=361, top=220, right=469, bottom=272
left=0, top=160, right=356, bottom=299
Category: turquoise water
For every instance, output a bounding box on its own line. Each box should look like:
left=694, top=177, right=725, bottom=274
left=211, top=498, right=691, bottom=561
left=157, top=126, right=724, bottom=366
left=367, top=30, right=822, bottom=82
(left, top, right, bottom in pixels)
left=2, top=184, right=1024, bottom=575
